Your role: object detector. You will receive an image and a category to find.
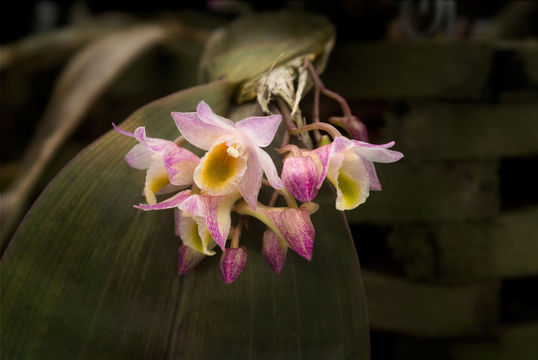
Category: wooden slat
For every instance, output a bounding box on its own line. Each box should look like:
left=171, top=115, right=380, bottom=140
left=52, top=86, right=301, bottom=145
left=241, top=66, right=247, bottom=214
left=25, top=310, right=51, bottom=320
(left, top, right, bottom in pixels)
left=363, top=271, right=500, bottom=337
left=346, top=160, right=499, bottom=224
left=388, top=207, right=538, bottom=283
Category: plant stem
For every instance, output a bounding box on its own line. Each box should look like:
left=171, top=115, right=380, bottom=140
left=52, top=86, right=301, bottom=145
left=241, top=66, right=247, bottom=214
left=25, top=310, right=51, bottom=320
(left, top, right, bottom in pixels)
left=291, top=122, right=342, bottom=139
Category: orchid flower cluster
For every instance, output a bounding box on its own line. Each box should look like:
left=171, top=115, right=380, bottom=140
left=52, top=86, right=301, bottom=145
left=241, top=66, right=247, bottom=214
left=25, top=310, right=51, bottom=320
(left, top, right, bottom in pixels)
left=114, top=63, right=403, bottom=284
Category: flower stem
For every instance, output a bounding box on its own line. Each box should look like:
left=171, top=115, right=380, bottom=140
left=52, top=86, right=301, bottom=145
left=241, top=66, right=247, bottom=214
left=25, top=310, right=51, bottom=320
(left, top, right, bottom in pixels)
left=276, top=144, right=303, bottom=157
left=291, top=122, right=342, bottom=139
left=262, top=180, right=298, bottom=209
left=304, top=59, right=353, bottom=118
left=230, top=216, right=246, bottom=249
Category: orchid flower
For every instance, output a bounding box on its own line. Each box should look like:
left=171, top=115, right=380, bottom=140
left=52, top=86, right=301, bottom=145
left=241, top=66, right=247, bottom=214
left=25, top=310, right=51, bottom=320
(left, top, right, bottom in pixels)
left=171, top=101, right=283, bottom=210
left=282, top=136, right=403, bottom=210
left=135, top=189, right=241, bottom=252
left=174, top=208, right=217, bottom=256
left=113, top=124, right=199, bottom=204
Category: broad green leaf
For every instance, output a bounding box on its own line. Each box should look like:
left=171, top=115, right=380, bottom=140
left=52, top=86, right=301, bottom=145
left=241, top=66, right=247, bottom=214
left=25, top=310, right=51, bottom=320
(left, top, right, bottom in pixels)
left=1, top=24, right=175, bottom=246
left=200, top=11, right=335, bottom=103
left=2, top=80, right=369, bottom=358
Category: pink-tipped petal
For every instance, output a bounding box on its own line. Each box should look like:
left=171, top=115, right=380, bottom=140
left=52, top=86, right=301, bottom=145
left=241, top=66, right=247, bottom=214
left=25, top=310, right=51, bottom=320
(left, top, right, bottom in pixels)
left=220, top=248, right=247, bottom=284
left=133, top=127, right=171, bottom=153
left=238, top=153, right=263, bottom=210
left=266, top=207, right=314, bottom=261
left=179, top=193, right=240, bottom=251
left=262, top=229, right=288, bottom=274
left=178, top=245, right=205, bottom=275
left=197, top=101, right=235, bottom=130
left=125, top=143, right=152, bottom=169
left=282, top=155, right=320, bottom=203
left=135, top=190, right=191, bottom=211
left=236, top=114, right=282, bottom=147
left=163, top=145, right=200, bottom=186
left=171, top=111, right=227, bottom=151
left=253, top=146, right=283, bottom=190
left=112, top=123, right=134, bottom=137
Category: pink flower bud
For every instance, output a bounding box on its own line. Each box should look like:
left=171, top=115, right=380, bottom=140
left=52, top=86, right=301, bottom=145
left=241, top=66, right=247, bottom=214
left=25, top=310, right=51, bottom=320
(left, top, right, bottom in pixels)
left=262, top=229, right=288, bottom=274
left=282, top=155, right=320, bottom=203
left=220, top=248, right=247, bottom=284
left=329, top=115, right=368, bottom=142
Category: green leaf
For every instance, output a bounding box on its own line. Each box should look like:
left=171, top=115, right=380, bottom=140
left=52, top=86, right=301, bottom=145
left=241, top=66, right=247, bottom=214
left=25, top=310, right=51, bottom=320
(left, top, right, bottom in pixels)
left=2, top=85, right=369, bottom=358
left=200, top=11, right=335, bottom=103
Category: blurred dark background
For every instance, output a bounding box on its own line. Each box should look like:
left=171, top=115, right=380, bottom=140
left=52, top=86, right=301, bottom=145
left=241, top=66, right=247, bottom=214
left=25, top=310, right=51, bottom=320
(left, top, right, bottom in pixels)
left=2, top=1, right=538, bottom=359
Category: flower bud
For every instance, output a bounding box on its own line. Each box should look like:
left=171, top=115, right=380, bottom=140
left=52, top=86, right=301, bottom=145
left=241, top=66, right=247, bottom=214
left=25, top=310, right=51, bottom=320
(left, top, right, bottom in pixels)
left=220, top=248, right=247, bottom=284
left=262, top=230, right=288, bottom=274
left=282, top=155, right=320, bottom=203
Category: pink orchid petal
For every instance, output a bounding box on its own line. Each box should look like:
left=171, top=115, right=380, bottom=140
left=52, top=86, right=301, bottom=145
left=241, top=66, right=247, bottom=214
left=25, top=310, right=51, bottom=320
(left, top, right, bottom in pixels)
left=282, top=155, right=319, bottom=203
left=133, top=127, right=172, bottom=153
left=236, top=114, right=282, bottom=147
left=171, top=111, right=228, bottom=151
left=262, top=229, right=288, bottom=274
left=125, top=143, right=152, bottom=169
left=135, top=189, right=191, bottom=211
left=197, top=101, right=235, bottom=130
left=238, top=153, right=263, bottom=210
left=351, top=140, right=403, bottom=163
left=112, top=123, right=134, bottom=137
left=178, top=245, right=206, bottom=275
left=253, top=146, right=283, bottom=190
left=265, top=207, right=314, bottom=261
left=163, top=145, right=200, bottom=186
left=220, top=248, right=247, bottom=284
left=179, top=193, right=240, bottom=251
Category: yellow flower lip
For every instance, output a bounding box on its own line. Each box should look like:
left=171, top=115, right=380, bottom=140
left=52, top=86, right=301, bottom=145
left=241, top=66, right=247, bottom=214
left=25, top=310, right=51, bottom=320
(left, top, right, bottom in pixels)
left=194, top=142, right=247, bottom=195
